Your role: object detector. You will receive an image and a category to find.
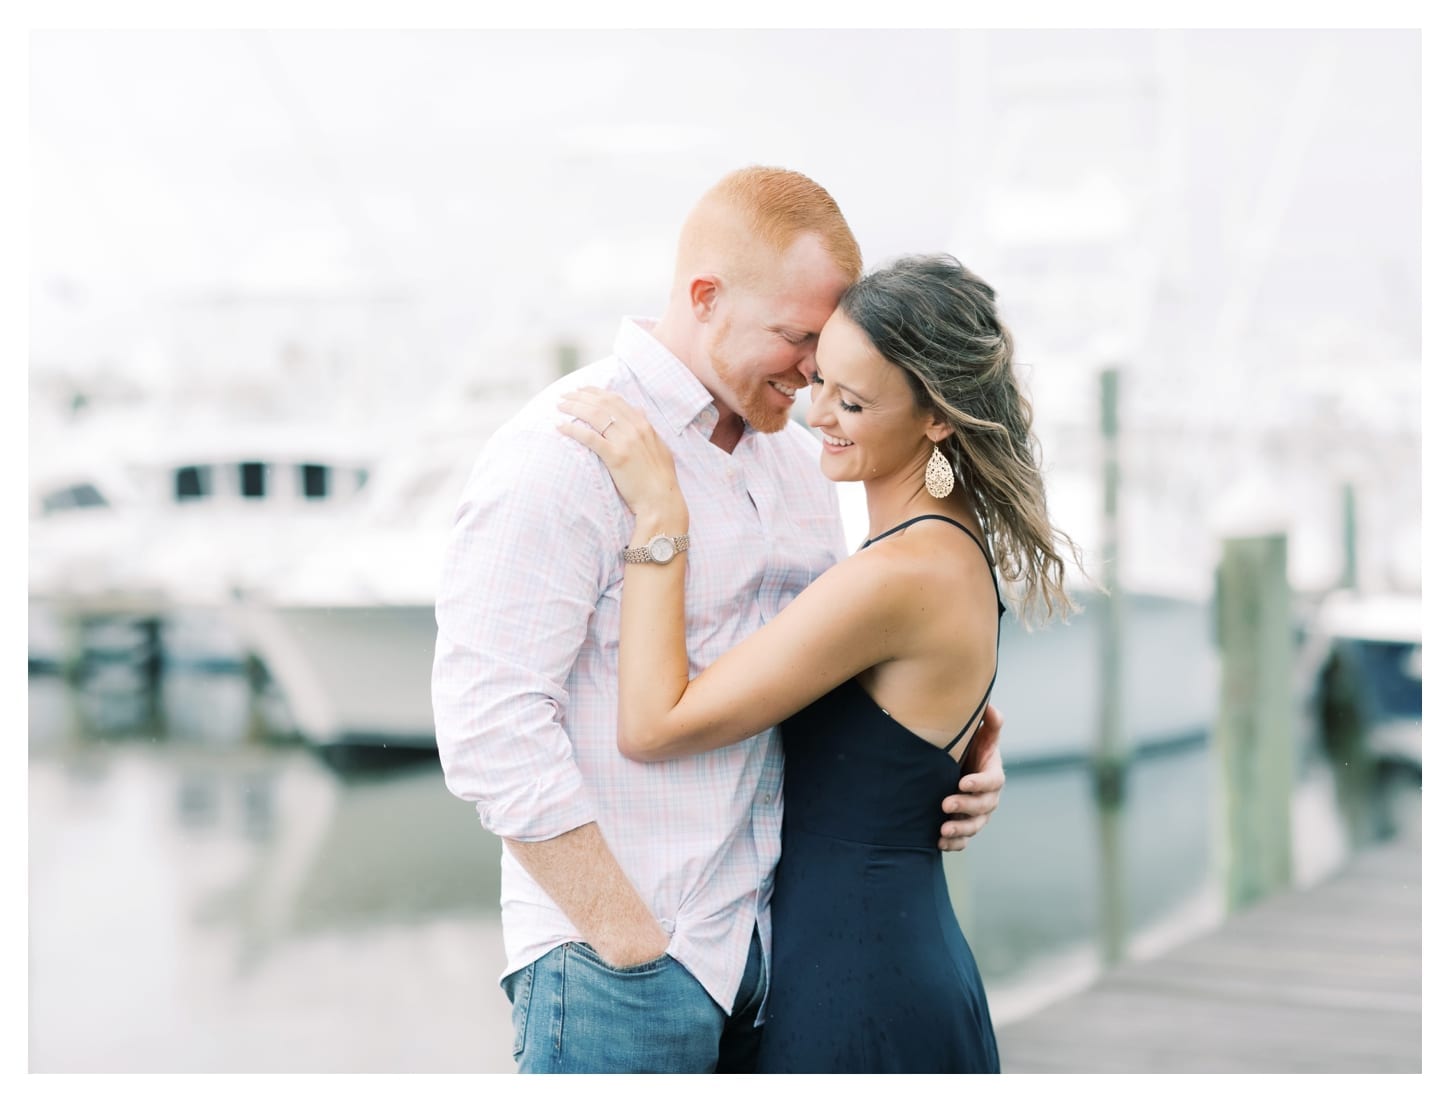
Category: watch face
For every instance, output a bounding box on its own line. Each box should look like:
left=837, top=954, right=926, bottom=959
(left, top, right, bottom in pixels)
left=648, top=536, right=674, bottom=564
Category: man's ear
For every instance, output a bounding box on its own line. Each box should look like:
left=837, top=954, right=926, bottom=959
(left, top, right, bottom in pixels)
left=689, top=275, right=721, bottom=322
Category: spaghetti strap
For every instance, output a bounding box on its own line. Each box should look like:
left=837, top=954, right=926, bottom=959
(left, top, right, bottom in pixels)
left=942, top=671, right=997, bottom=755
left=863, top=513, right=1006, bottom=758
left=862, top=514, right=1007, bottom=616
left=862, top=513, right=985, bottom=556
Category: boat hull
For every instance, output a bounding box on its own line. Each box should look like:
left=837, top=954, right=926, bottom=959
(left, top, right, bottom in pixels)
left=233, top=603, right=439, bottom=748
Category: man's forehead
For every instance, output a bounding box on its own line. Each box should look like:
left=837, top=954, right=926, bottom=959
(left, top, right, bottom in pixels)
left=767, top=301, right=835, bottom=333
left=759, top=232, right=851, bottom=287
left=759, top=273, right=851, bottom=331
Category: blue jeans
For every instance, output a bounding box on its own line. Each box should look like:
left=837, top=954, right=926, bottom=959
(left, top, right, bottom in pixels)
left=502, top=929, right=766, bottom=1073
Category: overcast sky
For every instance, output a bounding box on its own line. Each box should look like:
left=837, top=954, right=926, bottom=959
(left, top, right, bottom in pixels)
left=30, top=29, right=1420, bottom=399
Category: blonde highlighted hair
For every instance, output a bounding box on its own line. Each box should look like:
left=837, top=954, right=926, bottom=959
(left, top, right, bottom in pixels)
left=840, top=254, right=1085, bottom=625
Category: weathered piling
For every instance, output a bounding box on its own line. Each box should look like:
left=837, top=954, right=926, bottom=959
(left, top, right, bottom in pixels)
left=1093, top=367, right=1128, bottom=964
left=1214, top=532, right=1294, bottom=909
left=555, top=341, right=580, bottom=378
left=1339, top=481, right=1358, bottom=591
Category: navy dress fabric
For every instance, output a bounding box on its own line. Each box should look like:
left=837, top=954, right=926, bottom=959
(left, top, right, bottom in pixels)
left=756, top=515, right=1004, bottom=1074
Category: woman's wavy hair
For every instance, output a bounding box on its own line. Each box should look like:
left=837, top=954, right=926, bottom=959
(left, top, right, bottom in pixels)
left=839, top=253, right=1085, bottom=624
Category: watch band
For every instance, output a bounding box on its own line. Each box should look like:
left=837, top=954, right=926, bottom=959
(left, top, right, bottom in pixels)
left=622, top=533, right=690, bottom=564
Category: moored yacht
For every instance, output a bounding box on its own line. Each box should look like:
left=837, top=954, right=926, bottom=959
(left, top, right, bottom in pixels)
left=229, top=400, right=522, bottom=750
left=29, top=413, right=382, bottom=673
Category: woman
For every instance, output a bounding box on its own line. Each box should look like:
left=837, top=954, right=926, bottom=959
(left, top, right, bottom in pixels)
left=557, top=254, right=1079, bottom=1073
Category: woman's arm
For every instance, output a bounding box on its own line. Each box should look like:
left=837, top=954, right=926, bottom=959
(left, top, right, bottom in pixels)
left=619, top=548, right=914, bottom=760
left=557, top=388, right=918, bottom=762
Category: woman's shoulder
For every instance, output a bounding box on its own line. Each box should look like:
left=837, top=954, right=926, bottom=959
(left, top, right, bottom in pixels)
left=858, top=518, right=997, bottom=608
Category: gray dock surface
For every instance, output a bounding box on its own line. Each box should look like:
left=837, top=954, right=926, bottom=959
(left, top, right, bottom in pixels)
left=997, top=835, right=1422, bottom=1073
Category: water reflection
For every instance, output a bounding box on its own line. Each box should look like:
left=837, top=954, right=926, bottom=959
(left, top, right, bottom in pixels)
left=29, top=666, right=515, bottom=1072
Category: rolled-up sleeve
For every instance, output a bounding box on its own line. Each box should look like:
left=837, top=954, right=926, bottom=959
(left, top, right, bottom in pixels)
left=431, top=424, right=613, bottom=842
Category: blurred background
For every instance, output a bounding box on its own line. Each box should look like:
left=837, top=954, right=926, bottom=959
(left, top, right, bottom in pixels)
left=28, top=28, right=1421, bottom=1072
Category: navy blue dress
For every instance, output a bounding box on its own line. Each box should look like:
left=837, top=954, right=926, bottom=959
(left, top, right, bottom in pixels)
left=756, top=515, right=1003, bottom=1074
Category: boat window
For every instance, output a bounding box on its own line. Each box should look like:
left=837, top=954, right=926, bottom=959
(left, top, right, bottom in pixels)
left=72, top=483, right=108, bottom=509
left=41, top=483, right=110, bottom=514
left=300, top=464, right=329, bottom=499
left=355, top=468, right=369, bottom=490
left=175, top=465, right=212, bottom=501
left=239, top=462, right=268, bottom=498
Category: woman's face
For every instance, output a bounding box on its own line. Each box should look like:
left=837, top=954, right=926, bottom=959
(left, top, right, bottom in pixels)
left=807, top=310, right=941, bottom=485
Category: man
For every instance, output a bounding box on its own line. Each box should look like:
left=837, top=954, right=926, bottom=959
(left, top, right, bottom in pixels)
left=432, top=166, right=1006, bottom=1073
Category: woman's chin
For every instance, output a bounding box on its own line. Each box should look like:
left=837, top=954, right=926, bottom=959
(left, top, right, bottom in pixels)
left=817, top=460, right=859, bottom=484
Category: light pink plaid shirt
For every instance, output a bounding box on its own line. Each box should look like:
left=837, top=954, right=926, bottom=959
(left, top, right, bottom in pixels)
left=432, top=318, right=845, bottom=1013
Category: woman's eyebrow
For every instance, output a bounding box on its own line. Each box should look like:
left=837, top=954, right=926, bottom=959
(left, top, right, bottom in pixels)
left=814, top=367, right=870, bottom=401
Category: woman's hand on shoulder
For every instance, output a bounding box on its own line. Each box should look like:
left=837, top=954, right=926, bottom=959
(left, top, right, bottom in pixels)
left=557, top=387, right=685, bottom=519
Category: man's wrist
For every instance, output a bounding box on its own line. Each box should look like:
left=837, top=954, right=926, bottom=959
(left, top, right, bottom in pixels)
left=592, top=918, right=670, bottom=967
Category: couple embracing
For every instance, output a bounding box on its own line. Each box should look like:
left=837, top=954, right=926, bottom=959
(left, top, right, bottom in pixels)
left=432, top=166, right=1077, bottom=1074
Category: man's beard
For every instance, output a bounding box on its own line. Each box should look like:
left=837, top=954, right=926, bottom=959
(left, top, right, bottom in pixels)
left=709, top=335, right=792, bottom=434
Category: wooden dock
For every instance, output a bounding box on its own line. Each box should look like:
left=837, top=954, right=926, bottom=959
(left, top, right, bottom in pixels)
left=997, top=834, right=1422, bottom=1073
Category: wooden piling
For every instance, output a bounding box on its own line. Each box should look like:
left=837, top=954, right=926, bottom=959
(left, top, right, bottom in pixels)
left=1213, top=532, right=1295, bottom=910
left=1094, top=367, right=1128, bottom=964
left=1339, top=482, right=1358, bottom=591
left=555, top=342, right=580, bottom=379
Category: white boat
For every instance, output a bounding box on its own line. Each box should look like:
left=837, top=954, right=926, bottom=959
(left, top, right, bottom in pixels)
left=229, top=400, right=522, bottom=749
left=29, top=412, right=383, bottom=673
left=29, top=427, right=164, bottom=615
left=31, top=418, right=377, bottom=604
left=114, top=420, right=378, bottom=609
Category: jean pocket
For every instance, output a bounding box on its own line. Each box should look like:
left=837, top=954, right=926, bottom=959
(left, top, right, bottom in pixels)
left=568, top=940, right=672, bottom=977
left=503, top=961, right=534, bottom=1060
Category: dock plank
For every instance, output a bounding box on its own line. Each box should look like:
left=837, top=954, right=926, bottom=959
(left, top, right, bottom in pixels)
left=996, top=836, right=1421, bottom=1073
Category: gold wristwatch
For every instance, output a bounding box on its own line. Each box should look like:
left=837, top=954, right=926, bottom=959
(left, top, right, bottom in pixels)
left=622, top=533, right=690, bottom=565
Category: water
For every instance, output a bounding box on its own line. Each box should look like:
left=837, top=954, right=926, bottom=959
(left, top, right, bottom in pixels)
left=29, top=670, right=515, bottom=1072
left=26, top=595, right=1351, bottom=1072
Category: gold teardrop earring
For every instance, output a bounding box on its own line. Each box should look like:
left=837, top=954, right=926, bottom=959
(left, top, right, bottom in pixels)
left=925, top=444, right=954, bottom=498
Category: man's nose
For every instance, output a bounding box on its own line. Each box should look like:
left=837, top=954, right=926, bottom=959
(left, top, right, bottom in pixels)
left=792, top=347, right=818, bottom=384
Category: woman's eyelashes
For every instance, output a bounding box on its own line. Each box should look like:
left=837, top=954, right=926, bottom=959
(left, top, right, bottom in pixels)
left=809, top=372, right=863, bottom=414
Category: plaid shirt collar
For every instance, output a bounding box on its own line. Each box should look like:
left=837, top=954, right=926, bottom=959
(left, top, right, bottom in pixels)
left=614, top=316, right=731, bottom=439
